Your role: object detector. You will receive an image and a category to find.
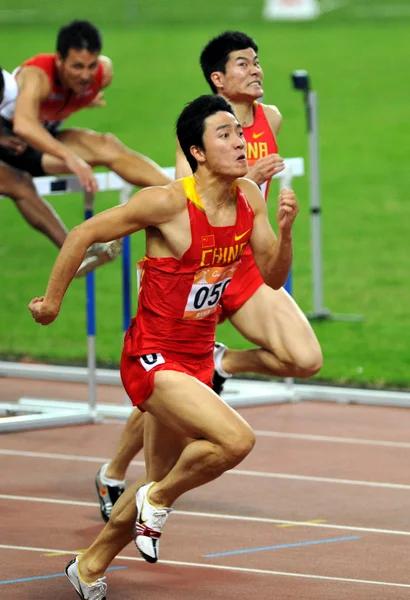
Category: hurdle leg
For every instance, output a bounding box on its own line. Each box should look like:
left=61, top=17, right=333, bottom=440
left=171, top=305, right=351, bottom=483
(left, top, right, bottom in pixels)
left=84, top=190, right=98, bottom=420
left=120, top=183, right=133, bottom=332
left=279, top=169, right=297, bottom=399
left=120, top=183, right=134, bottom=405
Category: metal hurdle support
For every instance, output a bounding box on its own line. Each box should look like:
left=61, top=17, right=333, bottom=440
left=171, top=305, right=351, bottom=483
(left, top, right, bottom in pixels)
left=0, top=171, right=133, bottom=432
left=291, top=70, right=363, bottom=322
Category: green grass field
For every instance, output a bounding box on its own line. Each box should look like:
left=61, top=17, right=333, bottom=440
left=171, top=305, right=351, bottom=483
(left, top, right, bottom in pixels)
left=1, top=1, right=409, bottom=387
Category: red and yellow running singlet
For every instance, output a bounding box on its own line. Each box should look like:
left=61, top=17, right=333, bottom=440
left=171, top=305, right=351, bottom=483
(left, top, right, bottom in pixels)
left=130, top=176, right=254, bottom=359
left=218, top=103, right=279, bottom=317
left=243, top=102, right=278, bottom=200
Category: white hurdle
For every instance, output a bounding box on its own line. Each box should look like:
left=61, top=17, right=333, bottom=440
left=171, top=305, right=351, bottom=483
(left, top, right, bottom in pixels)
left=0, top=158, right=305, bottom=432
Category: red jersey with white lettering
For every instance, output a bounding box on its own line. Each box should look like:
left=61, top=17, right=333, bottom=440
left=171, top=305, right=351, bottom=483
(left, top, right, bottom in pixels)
left=219, top=102, right=279, bottom=317
left=128, top=176, right=254, bottom=360
left=243, top=102, right=278, bottom=200
left=16, top=54, right=104, bottom=126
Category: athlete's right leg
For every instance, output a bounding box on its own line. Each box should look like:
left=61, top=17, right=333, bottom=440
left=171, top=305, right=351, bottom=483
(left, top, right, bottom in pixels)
left=0, top=162, right=67, bottom=248
left=105, top=409, right=145, bottom=481
left=74, top=418, right=187, bottom=582
left=95, top=409, right=145, bottom=521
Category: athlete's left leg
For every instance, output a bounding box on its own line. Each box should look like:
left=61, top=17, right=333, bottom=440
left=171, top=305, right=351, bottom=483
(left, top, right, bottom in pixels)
left=42, top=127, right=172, bottom=187
left=222, top=285, right=322, bottom=378
left=75, top=416, right=190, bottom=583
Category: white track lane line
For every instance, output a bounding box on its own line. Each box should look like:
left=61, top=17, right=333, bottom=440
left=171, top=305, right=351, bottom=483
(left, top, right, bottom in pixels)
left=2, top=448, right=409, bottom=490
left=0, top=493, right=409, bottom=536
left=0, top=543, right=409, bottom=588
left=254, top=430, right=410, bottom=449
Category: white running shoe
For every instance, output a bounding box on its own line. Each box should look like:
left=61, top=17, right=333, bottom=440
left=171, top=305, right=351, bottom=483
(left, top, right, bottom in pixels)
left=65, top=556, right=107, bottom=599
left=133, top=482, right=172, bottom=563
left=75, top=239, right=123, bottom=278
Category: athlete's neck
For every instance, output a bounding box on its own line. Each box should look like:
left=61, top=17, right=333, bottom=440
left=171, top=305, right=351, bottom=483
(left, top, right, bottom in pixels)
left=193, top=172, right=236, bottom=209
left=220, top=95, right=256, bottom=128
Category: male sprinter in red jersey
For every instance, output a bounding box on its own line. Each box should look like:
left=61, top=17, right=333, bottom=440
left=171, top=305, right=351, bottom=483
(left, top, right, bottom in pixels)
left=0, top=66, right=125, bottom=275
left=0, top=67, right=67, bottom=250
left=28, top=94, right=299, bottom=598
left=197, top=31, right=322, bottom=392
left=91, top=31, right=322, bottom=523
left=1, top=20, right=171, bottom=274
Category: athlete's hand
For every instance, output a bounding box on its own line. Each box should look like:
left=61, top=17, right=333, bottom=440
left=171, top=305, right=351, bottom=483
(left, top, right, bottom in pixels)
left=0, top=134, right=27, bottom=155
left=28, top=297, right=59, bottom=326
left=247, top=154, right=285, bottom=186
left=88, top=91, right=106, bottom=108
left=65, top=153, right=98, bottom=194
left=276, top=189, right=299, bottom=233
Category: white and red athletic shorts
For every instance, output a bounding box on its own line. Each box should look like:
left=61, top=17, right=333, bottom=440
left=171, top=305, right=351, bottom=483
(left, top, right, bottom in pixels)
left=120, top=324, right=214, bottom=410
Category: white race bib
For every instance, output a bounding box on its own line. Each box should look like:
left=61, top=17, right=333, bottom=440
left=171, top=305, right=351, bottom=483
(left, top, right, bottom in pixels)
left=183, top=263, right=239, bottom=320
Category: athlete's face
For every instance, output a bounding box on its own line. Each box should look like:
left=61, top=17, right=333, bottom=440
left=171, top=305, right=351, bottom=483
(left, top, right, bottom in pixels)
left=56, top=49, right=100, bottom=94
left=193, top=111, right=248, bottom=178
left=212, top=48, right=264, bottom=102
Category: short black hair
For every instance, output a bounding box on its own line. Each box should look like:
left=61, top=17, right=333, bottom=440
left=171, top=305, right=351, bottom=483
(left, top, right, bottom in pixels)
left=176, top=94, right=236, bottom=173
left=200, top=31, right=258, bottom=93
left=0, top=67, right=4, bottom=103
left=57, top=20, right=102, bottom=59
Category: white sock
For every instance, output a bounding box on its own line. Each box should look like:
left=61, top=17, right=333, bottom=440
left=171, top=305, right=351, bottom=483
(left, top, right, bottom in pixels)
left=100, top=463, right=125, bottom=487
left=214, top=345, right=232, bottom=379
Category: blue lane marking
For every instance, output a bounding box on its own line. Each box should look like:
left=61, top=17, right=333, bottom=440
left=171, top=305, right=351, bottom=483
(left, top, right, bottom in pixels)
left=0, top=565, right=126, bottom=585
left=204, top=536, right=360, bottom=558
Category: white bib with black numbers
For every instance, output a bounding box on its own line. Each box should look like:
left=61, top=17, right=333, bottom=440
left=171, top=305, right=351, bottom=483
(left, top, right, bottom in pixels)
left=183, top=262, right=239, bottom=320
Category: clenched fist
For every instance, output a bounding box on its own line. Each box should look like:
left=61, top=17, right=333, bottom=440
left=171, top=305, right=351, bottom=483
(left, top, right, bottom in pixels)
left=276, top=189, right=299, bottom=232
left=28, top=297, right=59, bottom=326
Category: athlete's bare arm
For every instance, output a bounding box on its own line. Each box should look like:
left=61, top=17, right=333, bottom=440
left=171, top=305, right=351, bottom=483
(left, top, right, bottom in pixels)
left=238, top=177, right=298, bottom=289
left=28, top=182, right=185, bottom=325
left=87, top=56, right=113, bottom=107
left=13, top=67, right=70, bottom=161
left=100, top=55, right=113, bottom=88
left=13, top=67, right=97, bottom=192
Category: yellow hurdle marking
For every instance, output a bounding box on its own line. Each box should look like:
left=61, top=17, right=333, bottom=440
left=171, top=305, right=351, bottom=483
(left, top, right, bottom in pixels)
left=277, top=519, right=327, bottom=529
left=44, top=548, right=86, bottom=557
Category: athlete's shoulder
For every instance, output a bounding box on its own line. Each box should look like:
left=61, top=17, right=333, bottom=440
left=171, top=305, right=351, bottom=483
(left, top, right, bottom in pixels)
left=134, top=179, right=187, bottom=221
left=21, top=54, right=55, bottom=70
left=17, top=54, right=53, bottom=88
left=235, top=176, right=262, bottom=192
left=99, top=55, right=113, bottom=88
left=234, top=177, right=264, bottom=205
left=259, top=102, right=282, bottom=136
left=167, top=178, right=187, bottom=203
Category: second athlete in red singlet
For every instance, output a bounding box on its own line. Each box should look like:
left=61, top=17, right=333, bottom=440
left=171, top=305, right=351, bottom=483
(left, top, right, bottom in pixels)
left=219, top=101, right=278, bottom=316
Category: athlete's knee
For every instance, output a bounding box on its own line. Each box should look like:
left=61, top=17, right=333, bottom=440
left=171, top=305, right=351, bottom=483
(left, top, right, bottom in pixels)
left=220, top=424, right=255, bottom=469
left=97, top=132, right=125, bottom=163
left=289, top=344, right=323, bottom=378
left=0, top=168, right=35, bottom=197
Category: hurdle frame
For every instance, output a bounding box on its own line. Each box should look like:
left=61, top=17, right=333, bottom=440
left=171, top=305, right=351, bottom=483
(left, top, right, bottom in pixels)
left=1, top=171, right=131, bottom=431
